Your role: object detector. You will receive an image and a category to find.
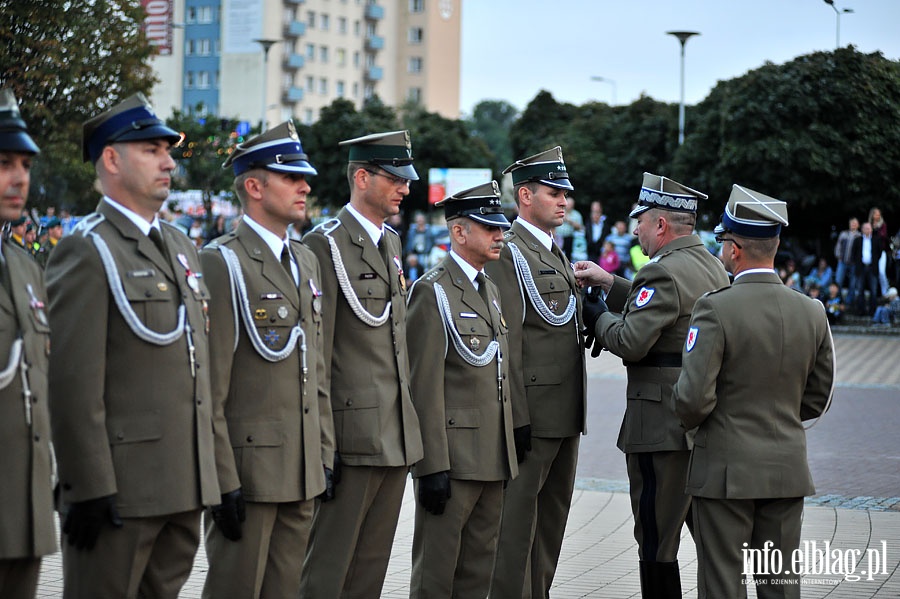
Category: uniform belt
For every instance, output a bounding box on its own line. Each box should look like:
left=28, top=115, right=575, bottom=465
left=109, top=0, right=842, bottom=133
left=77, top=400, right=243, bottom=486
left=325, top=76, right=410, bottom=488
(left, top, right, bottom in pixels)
left=623, top=353, right=682, bottom=368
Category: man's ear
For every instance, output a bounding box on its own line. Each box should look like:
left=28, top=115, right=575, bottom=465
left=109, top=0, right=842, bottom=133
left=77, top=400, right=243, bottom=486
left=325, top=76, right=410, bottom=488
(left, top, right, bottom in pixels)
left=243, top=176, right=264, bottom=201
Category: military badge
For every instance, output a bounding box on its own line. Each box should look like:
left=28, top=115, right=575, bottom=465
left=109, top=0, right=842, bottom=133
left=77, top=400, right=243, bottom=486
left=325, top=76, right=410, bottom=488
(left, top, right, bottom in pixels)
left=549, top=299, right=559, bottom=312
left=686, top=326, right=699, bottom=352
left=469, top=336, right=480, bottom=350
left=177, top=253, right=201, bottom=293
left=493, top=299, right=506, bottom=328
left=277, top=305, right=289, bottom=319
left=254, top=308, right=268, bottom=320
left=157, top=282, right=168, bottom=292
left=26, top=284, right=48, bottom=326
left=634, top=286, right=655, bottom=308
left=264, top=328, right=280, bottom=348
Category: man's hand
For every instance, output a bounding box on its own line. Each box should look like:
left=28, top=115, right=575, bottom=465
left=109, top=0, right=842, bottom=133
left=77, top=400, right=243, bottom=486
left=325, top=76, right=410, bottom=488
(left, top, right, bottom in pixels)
left=320, top=466, right=337, bottom=503
left=417, top=471, right=451, bottom=515
left=573, top=261, right=614, bottom=291
left=582, top=290, right=609, bottom=358
left=63, top=494, right=122, bottom=551
left=513, top=425, right=532, bottom=464
left=211, top=488, right=246, bottom=541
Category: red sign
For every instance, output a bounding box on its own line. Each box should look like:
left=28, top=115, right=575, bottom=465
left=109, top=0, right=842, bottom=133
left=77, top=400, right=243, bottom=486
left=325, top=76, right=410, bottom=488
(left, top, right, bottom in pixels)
left=428, top=183, right=446, bottom=205
left=142, top=0, right=173, bottom=56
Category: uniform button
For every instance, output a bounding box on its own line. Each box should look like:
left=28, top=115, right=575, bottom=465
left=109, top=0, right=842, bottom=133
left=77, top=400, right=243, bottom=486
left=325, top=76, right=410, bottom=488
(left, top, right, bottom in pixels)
left=503, top=374, right=507, bottom=379
left=270, top=317, right=276, bottom=323
left=246, top=435, right=254, bottom=443
left=470, top=327, right=476, bottom=332
left=145, top=291, right=152, bottom=297
left=117, top=433, right=125, bottom=441
left=304, top=407, right=310, bottom=414
left=367, top=289, right=373, bottom=295
left=531, top=375, right=537, bottom=382
left=197, top=400, right=202, bottom=405
left=448, top=419, right=455, bottom=425
left=34, top=434, right=40, bottom=442
left=346, top=399, right=353, bottom=406
left=63, top=483, right=72, bottom=491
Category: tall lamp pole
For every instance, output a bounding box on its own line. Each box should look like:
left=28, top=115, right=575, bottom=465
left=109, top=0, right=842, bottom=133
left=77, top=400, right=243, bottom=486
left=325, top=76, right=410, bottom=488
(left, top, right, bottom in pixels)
left=590, top=76, right=617, bottom=105
left=253, top=38, right=280, bottom=132
left=823, top=0, right=853, bottom=49
left=666, top=31, right=699, bottom=146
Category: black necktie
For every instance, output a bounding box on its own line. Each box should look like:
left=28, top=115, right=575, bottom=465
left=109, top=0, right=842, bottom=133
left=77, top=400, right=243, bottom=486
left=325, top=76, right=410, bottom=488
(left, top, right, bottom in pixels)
left=148, top=227, right=168, bottom=259
left=280, top=245, right=296, bottom=285
left=378, top=234, right=392, bottom=270
left=551, top=243, right=570, bottom=273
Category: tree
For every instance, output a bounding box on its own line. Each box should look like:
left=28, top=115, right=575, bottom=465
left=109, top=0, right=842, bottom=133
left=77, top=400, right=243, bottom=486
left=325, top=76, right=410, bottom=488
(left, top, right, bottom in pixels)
left=166, top=108, right=254, bottom=222
left=673, top=47, right=900, bottom=243
left=466, top=99, right=518, bottom=174
left=508, top=90, right=577, bottom=160
left=1, top=0, right=157, bottom=214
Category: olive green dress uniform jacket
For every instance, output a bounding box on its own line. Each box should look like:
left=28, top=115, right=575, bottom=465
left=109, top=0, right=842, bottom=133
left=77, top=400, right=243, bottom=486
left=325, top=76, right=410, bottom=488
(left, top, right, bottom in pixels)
left=483, top=221, right=586, bottom=437
left=0, top=241, right=55, bottom=559
left=201, top=222, right=334, bottom=501
left=46, top=200, right=221, bottom=515
left=674, top=271, right=835, bottom=499
left=302, top=207, right=423, bottom=467
left=406, top=257, right=517, bottom=482
left=598, top=234, right=730, bottom=453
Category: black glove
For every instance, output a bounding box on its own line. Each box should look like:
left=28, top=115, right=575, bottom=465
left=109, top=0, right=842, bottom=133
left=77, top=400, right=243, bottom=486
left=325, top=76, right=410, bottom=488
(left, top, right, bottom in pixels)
left=63, top=494, right=122, bottom=550
left=581, top=290, right=609, bottom=358
left=513, top=425, right=532, bottom=464
left=320, top=466, right=337, bottom=503
left=332, top=451, right=342, bottom=486
left=211, top=488, right=246, bottom=541
left=417, top=471, right=451, bottom=515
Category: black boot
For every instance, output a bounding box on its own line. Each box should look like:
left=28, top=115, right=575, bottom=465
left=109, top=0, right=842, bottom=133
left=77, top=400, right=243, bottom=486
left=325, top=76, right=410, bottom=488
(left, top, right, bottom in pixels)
left=639, top=560, right=682, bottom=598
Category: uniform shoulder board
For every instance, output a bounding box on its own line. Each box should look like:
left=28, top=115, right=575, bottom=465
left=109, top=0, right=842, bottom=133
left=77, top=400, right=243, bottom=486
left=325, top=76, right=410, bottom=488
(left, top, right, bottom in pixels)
left=205, top=230, right=237, bottom=250
left=648, top=255, right=662, bottom=264
left=502, top=229, right=517, bottom=242
left=704, top=284, right=731, bottom=297
left=72, top=212, right=105, bottom=236
left=384, top=223, right=400, bottom=236
left=311, top=218, right=341, bottom=235
left=423, top=266, right=445, bottom=282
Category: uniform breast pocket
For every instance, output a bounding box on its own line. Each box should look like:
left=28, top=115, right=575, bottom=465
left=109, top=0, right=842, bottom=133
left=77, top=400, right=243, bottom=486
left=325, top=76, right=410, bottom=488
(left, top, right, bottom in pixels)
left=446, top=407, right=480, bottom=475
left=347, top=278, right=390, bottom=327
left=250, top=301, right=297, bottom=351
left=452, top=316, right=493, bottom=354
left=532, top=274, right=571, bottom=315
left=123, top=277, right=178, bottom=332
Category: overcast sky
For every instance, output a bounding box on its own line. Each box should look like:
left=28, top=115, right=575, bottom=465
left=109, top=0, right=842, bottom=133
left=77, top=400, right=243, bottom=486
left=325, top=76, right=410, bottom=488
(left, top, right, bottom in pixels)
left=459, top=0, right=900, bottom=115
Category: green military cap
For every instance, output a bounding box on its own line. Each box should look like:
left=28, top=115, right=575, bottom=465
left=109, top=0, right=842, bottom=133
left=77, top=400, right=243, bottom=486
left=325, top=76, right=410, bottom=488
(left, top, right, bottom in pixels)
left=436, top=180, right=510, bottom=229
left=630, top=172, right=707, bottom=218
left=83, top=92, right=182, bottom=163
left=714, top=184, right=788, bottom=239
left=339, top=130, right=419, bottom=181
left=223, top=120, right=317, bottom=177
left=9, top=215, right=28, bottom=227
left=502, top=146, right=573, bottom=190
left=45, top=217, right=62, bottom=228
left=0, top=88, right=40, bottom=154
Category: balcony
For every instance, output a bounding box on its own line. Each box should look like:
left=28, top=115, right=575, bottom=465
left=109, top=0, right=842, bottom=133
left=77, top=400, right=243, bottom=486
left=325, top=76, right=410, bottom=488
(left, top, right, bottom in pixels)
left=364, top=4, right=384, bottom=20
left=365, top=66, right=383, bottom=81
left=284, top=0, right=305, bottom=5
left=365, top=35, right=384, bottom=51
left=284, top=20, right=306, bottom=37
left=283, top=86, right=304, bottom=103
left=283, top=53, right=305, bottom=69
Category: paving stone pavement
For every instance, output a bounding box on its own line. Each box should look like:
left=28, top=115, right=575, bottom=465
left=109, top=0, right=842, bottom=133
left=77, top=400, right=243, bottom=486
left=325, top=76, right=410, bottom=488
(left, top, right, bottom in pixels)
left=34, top=334, right=900, bottom=597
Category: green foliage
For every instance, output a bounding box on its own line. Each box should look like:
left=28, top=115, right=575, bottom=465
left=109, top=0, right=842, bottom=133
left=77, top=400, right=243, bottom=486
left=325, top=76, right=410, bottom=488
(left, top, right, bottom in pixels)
left=166, top=108, right=254, bottom=221
left=509, top=90, right=578, bottom=160
left=0, top=0, right=157, bottom=214
left=465, top=99, right=518, bottom=174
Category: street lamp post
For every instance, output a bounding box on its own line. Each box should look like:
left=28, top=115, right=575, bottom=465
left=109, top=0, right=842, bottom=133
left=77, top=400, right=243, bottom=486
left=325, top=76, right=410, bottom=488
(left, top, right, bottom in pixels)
left=666, top=31, right=699, bottom=146
left=590, top=76, right=617, bottom=105
left=823, top=0, right=854, bottom=49
left=253, top=38, right=280, bottom=132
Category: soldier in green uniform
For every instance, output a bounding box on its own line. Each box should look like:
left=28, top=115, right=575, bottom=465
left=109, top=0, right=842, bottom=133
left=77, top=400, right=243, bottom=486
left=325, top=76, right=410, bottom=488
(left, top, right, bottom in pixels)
left=200, top=121, right=335, bottom=598
left=486, top=147, right=587, bottom=598
left=673, top=186, right=834, bottom=598
left=46, top=93, right=221, bottom=598
left=575, top=173, right=730, bottom=597
left=406, top=181, right=517, bottom=598
left=300, top=131, right=423, bottom=598
left=0, top=88, right=56, bottom=599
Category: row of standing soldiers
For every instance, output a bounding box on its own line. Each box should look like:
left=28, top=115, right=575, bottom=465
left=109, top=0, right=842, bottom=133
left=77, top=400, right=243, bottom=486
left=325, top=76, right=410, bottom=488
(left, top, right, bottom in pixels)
left=1, top=88, right=833, bottom=599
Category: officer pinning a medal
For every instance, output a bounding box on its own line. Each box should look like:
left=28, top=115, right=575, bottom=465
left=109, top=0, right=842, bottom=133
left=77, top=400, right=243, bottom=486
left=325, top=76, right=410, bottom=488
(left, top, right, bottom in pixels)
left=199, top=120, right=334, bottom=598
left=405, top=181, right=517, bottom=598
left=485, top=147, right=587, bottom=598
left=0, top=87, right=56, bottom=599
left=574, top=172, right=729, bottom=598
left=45, top=93, right=220, bottom=598
left=673, top=186, right=834, bottom=598
left=300, top=131, right=423, bottom=598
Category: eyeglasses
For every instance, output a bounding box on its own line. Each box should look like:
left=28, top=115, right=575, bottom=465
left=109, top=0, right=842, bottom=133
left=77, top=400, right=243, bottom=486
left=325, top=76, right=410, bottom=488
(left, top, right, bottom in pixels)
left=715, top=235, right=743, bottom=249
left=365, top=169, right=411, bottom=188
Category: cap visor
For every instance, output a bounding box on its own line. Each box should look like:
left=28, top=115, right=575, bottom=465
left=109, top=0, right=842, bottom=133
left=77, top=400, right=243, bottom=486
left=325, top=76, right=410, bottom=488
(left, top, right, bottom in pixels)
left=0, top=132, right=40, bottom=154
left=539, top=177, right=573, bottom=191
left=629, top=204, right=651, bottom=218
left=381, top=163, right=419, bottom=181
left=469, top=213, right=511, bottom=229
left=268, top=161, right=318, bottom=176
left=116, top=124, right=182, bottom=146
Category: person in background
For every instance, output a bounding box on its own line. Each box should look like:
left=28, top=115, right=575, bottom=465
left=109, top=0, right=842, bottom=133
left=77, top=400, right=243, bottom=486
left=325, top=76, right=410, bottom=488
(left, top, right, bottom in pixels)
left=599, top=239, right=620, bottom=274
left=851, top=221, right=884, bottom=316
left=869, top=207, right=890, bottom=296
left=605, top=220, right=633, bottom=278
left=804, top=257, right=833, bottom=293
left=0, top=87, right=57, bottom=599
left=833, top=217, right=860, bottom=304
left=585, top=200, right=611, bottom=263
left=825, top=282, right=845, bottom=325
left=405, top=211, right=434, bottom=268
left=872, top=287, right=899, bottom=326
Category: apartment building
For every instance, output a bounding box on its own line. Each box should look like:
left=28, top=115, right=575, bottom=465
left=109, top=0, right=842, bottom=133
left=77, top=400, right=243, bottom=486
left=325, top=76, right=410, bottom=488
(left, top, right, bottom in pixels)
left=148, top=0, right=461, bottom=126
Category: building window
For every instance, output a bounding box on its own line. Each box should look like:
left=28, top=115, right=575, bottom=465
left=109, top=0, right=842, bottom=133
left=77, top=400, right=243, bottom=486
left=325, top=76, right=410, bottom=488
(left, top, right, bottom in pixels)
left=198, top=6, right=213, bottom=23
left=364, top=83, right=374, bottom=99
left=408, top=87, right=422, bottom=103
left=282, top=74, right=293, bottom=89
left=336, top=80, right=345, bottom=97
left=338, top=17, right=347, bottom=34
left=408, top=27, right=423, bottom=44
left=320, top=14, right=329, bottom=31
left=185, top=39, right=194, bottom=55
left=354, top=20, right=360, bottom=36
left=215, top=39, right=221, bottom=55
left=215, top=70, right=220, bottom=88
left=320, top=46, right=329, bottom=63
left=408, top=57, right=422, bottom=73
left=307, top=11, right=315, bottom=28
left=337, top=48, right=346, bottom=66
left=198, top=39, right=211, bottom=55
left=353, top=51, right=360, bottom=67
left=306, top=43, right=316, bottom=60
left=185, top=7, right=197, bottom=23
left=185, top=71, right=194, bottom=88
left=319, top=78, right=328, bottom=95
left=198, top=71, right=210, bottom=89
left=304, top=109, right=314, bottom=125
left=306, top=76, right=315, bottom=93
left=410, top=0, right=424, bottom=13
left=366, top=22, right=376, bottom=37
left=352, top=82, right=359, bottom=98
left=366, top=53, right=375, bottom=68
